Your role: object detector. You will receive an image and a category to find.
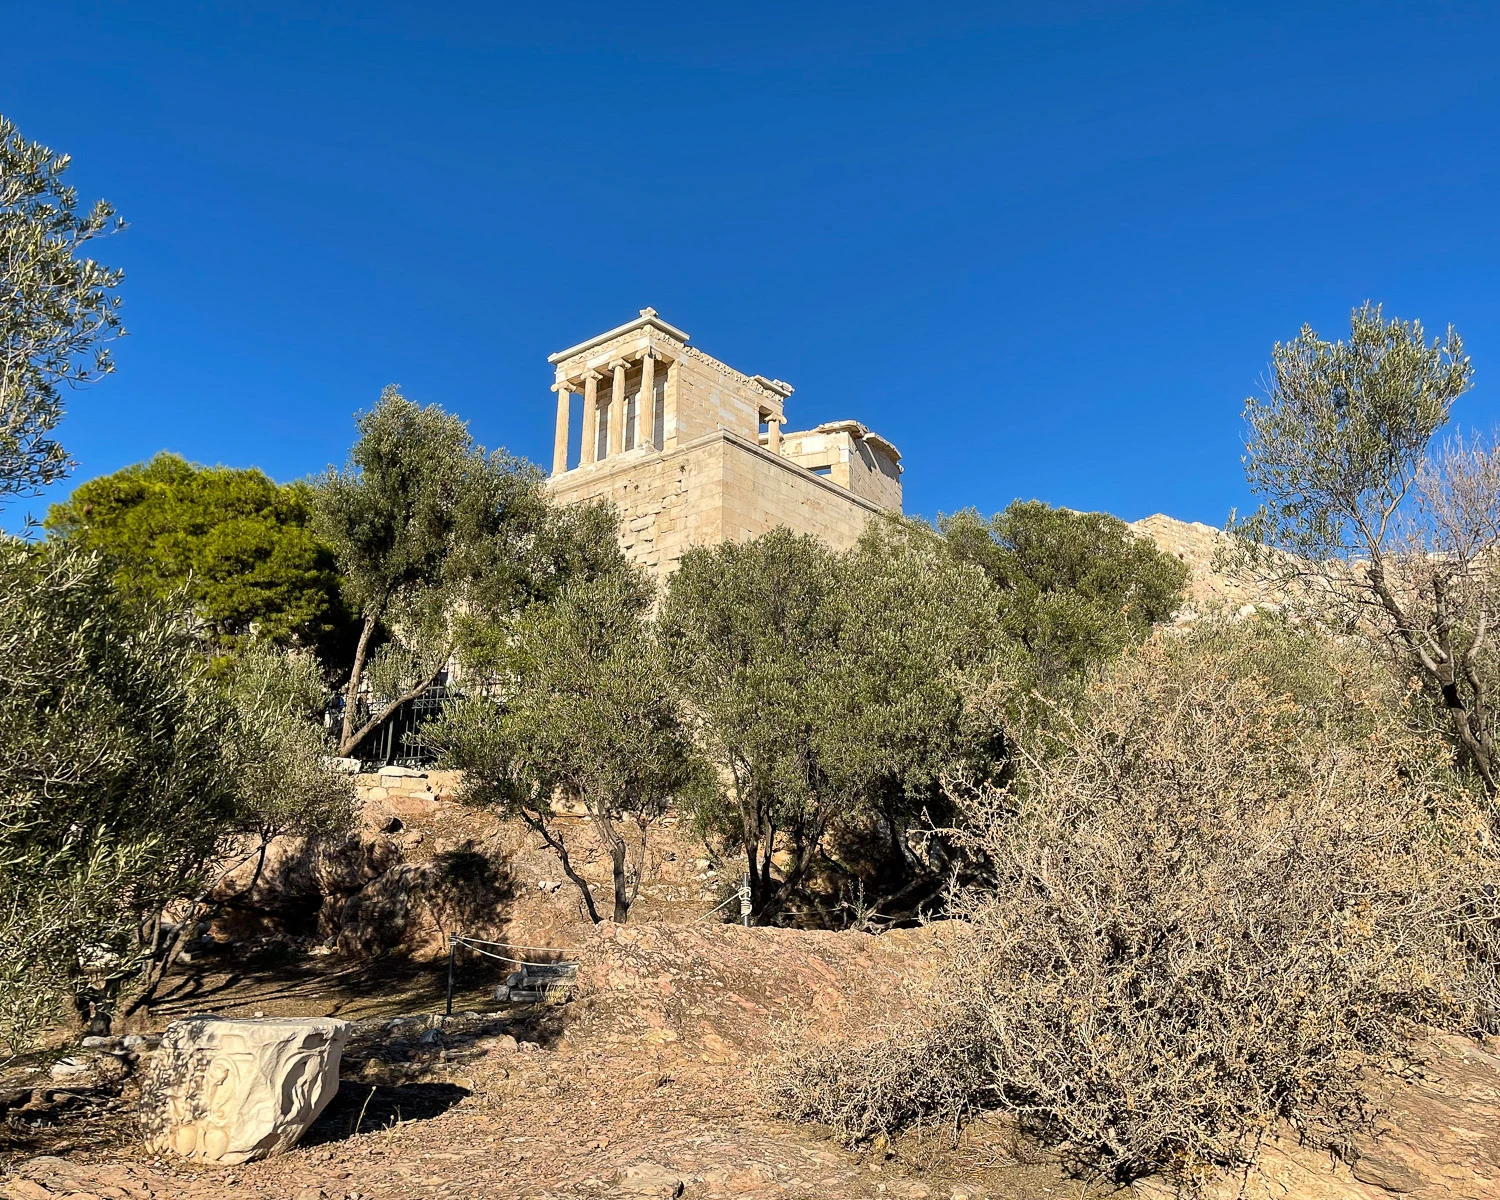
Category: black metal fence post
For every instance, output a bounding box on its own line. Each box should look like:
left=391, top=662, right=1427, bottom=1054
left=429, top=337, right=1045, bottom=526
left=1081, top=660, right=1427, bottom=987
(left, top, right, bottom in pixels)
left=445, top=933, right=456, bottom=1017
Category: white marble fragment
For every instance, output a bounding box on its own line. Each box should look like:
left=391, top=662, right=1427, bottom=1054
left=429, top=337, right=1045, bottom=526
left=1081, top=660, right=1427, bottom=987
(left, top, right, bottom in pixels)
left=139, top=1015, right=349, bottom=1164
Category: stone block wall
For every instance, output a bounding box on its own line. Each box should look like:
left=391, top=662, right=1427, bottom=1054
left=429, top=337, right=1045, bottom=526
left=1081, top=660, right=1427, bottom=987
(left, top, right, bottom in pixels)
left=671, top=348, right=771, bottom=445
left=356, top=766, right=462, bottom=820
left=546, top=428, right=886, bottom=580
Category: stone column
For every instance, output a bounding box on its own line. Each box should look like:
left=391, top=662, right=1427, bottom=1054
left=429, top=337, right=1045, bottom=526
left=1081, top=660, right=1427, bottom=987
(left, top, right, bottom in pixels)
left=767, top=411, right=782, bottom=455
left=663, top=358, right=680, bottom=449
left=637, top=352, right=656, bottom=450
left=607, top=360, right=628, bottom=458
left=580, top=372, right=600, bottom=466
left=551, top=380, right=572, bottom=475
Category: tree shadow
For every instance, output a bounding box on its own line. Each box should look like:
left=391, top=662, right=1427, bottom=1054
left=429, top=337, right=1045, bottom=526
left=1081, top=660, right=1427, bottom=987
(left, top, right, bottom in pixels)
left=302, top=1080, right=470, bottom=1144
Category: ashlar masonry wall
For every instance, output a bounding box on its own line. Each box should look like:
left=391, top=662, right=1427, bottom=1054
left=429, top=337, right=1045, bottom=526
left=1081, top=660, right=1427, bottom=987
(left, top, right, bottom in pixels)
left=780, top=422, right=902, bottom=512
left=546, top=427, right=886, bottom=580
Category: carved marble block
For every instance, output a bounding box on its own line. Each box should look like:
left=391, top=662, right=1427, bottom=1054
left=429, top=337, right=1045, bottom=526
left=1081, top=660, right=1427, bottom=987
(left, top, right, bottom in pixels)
left=139, top=1015, right=350, bottom=1164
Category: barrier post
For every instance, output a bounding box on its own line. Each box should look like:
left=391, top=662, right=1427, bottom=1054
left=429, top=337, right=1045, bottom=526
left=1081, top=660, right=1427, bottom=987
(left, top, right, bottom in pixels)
left=740, top=881, right=752, bottom=927
left=445, top=933, right=456, bottom=1017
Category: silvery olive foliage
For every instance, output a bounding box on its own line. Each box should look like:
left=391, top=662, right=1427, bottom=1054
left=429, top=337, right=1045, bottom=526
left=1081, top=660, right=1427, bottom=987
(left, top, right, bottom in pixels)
left=660, top=519, right=1008, bottom=924
left=1236, top=304, right=1500, bottom=801
left=430, top=567, right=702, bottom=924
left=312, top=387, right=625, bottom=760
left=0, top=114, right=124, bottom=502
left=0, top=540, right=352, bottom=1049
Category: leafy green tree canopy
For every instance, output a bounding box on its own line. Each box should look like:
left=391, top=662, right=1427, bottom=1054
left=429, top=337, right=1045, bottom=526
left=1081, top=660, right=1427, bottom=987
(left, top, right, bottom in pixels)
left=660, top=521, right=1005, bottom=923
left=432, top=568, right=701, bottom=923
left=939, top=500, right=1188, bottom=685
left=313, top=386, right=625, bottom=759
left=1, top=114, right=124, bottom=501
left=45, top=452, right=351, bottom=662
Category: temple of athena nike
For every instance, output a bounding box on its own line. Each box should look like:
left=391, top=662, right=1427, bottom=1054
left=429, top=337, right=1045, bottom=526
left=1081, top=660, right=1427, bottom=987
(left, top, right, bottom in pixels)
left=545, top=309, right=903, bottom=579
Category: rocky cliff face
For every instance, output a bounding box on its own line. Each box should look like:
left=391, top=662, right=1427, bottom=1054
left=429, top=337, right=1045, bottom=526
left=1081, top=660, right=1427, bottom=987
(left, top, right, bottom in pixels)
left=1130, top=513, right=1289, bottom=620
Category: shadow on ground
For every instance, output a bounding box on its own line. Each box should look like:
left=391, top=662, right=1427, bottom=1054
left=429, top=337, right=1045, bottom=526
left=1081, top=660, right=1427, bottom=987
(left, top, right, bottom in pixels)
left=141, top=945, right=505, bottom=1026
left=303, top=1080, right=471, bottom=1145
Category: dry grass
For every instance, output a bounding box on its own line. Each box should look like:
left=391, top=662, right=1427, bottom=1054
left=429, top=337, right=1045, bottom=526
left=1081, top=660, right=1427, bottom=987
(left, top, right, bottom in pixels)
left=775, top=618, right=1500, bottom=1184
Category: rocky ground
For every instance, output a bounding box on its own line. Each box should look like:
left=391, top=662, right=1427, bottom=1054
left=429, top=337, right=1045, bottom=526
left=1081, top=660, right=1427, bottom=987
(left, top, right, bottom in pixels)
left=1, top=922, right=1094, bottom=1200
left=5, top=916, right=1499, bottom=1200
left=4, top=764, right=1499, bottom=1200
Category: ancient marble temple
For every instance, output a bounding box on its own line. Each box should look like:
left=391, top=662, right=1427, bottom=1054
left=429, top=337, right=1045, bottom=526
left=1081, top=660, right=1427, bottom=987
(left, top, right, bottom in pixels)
left=545, top=309, right=903, bottom=579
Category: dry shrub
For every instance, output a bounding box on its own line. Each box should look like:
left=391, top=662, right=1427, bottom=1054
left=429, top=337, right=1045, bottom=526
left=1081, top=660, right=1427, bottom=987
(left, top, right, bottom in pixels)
left=776, top=617, right=1500, bottom=1182
left=771, top=1014, right=982, bottom=1145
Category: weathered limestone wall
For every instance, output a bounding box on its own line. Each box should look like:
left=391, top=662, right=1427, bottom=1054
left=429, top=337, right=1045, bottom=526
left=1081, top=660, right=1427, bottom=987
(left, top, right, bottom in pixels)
left=780, top=422, right=903, bottom=511
left=547, top=429, right=885, bottom=579
left=670, top=349, right=772, bottom=445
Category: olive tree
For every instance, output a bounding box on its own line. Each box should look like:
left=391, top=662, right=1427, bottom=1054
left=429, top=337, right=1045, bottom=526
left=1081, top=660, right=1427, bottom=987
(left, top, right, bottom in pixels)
left=312, top=388, right=556, bottom=759
left=430, top=569, right=700, bottom=923
left=660, top=521, right=1005, bottom=924
left=0, top=539, right=353, bottom=1044
left=1235, top=303, right=1500, bottom=797
left=0, top=114, right=124, bottom=501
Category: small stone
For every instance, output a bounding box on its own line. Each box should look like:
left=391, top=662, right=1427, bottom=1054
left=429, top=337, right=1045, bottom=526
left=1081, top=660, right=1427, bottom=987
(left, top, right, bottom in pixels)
left=49, top=1055, right=94, bottom=1080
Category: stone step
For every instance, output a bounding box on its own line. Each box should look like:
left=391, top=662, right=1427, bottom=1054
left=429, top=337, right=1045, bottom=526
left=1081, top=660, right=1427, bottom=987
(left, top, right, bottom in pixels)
left=493, top=986, right=553, bottom=1004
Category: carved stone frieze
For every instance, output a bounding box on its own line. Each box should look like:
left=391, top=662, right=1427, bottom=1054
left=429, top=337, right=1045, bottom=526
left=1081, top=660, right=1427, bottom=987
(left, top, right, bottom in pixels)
left=555, top=329, right=687, bottom=379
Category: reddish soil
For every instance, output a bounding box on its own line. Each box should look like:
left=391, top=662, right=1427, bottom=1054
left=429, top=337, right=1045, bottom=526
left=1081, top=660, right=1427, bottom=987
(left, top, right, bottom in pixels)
left=1, top=921, right=1097, bottom=1200
left=5, top=784, right=1497, bottom=1200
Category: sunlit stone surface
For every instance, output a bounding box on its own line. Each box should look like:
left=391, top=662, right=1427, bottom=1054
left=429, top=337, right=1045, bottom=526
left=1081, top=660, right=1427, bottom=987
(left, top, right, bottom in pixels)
left=139, top=1015, right=349, bottom=1164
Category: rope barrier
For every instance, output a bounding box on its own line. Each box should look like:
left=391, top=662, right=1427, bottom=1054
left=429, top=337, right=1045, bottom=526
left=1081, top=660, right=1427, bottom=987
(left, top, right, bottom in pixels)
left=446, top=934, right=581, bottom=953
left=445, top=933, right=581, bottom=1015
left=696, top=891, right=741, bottom=921
left=450, top=937, right=575, bottom=968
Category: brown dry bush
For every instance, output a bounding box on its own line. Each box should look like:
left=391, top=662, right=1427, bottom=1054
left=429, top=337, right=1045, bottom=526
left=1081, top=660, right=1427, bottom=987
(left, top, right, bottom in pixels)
left=775, top=617, right=1500, bottom=1182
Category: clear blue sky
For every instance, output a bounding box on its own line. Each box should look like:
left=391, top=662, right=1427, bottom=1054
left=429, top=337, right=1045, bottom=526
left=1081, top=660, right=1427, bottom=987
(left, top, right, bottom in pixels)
left=5, top=1, right=1499, bottom=531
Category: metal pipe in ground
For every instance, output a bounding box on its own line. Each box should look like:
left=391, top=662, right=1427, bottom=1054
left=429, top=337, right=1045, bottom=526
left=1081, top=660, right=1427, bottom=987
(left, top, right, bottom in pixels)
left=445, top=933, right=455, bottom=1016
